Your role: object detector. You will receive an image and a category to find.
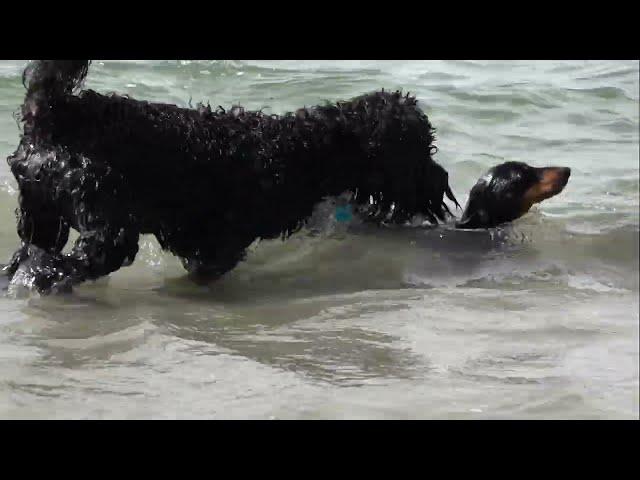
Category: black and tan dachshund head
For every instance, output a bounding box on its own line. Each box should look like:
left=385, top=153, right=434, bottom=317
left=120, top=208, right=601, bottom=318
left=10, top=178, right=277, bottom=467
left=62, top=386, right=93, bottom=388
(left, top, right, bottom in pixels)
left=456, top=161, right=571, bottom=229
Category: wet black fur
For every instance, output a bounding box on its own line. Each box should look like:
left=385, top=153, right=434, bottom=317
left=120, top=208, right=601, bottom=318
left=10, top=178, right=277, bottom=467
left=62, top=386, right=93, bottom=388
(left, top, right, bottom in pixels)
left=3, top=60, right=461, bottom=293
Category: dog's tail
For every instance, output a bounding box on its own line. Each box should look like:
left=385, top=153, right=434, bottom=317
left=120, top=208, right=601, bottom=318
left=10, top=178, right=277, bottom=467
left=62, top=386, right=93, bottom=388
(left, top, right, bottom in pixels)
left=21, top=60, right=90, bottom=119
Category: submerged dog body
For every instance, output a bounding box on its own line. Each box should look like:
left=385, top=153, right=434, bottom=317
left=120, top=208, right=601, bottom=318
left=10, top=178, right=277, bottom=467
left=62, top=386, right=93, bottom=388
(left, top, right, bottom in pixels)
left=4, top=60, right=461, bottom=293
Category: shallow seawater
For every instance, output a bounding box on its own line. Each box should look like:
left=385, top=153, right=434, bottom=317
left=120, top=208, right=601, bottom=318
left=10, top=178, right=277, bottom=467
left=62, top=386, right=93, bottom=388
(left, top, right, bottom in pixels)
left=0, top=60, right=637, bottom=419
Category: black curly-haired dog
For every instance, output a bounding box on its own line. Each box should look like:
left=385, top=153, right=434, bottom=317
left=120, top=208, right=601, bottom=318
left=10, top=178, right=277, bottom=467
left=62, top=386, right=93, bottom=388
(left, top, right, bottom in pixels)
left=1, top=60, right=570, bottom=294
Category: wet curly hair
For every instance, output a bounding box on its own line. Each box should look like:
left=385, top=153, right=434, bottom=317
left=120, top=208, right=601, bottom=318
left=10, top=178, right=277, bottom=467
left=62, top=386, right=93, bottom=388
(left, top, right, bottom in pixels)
left=3, top=60, right=458, bottom=293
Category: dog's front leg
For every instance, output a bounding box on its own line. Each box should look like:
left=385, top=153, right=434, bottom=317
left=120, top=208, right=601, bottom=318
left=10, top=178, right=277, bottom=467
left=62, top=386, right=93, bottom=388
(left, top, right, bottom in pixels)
left=8, top=222, right=140, bottom=294
left=45, top=220, right=141, bottom=293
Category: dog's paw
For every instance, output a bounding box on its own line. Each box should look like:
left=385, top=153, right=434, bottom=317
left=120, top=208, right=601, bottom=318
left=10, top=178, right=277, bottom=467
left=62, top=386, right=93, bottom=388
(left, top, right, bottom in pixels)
left=9, top=262, right=55, bottom=294
left=8, top=245, right=75, bottom=295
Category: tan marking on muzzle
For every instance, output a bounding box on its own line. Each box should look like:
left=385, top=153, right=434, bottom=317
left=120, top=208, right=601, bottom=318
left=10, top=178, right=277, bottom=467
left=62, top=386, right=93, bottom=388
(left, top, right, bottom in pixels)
left=521, top=167, right=570, bottom=214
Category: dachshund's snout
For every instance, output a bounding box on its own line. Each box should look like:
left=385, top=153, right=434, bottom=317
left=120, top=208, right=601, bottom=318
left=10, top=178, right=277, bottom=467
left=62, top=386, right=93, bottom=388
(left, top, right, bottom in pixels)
left=521, top=165, right=572, bottom=212
left=538, top=166, right=571, bottom=193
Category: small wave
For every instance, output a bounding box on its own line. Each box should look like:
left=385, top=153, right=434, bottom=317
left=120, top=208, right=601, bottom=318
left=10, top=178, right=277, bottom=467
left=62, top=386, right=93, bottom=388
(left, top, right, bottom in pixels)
left=608, top=177, right=640, bottom=194
left=566, top=86, right=632, bottom=101
left=417, top=71, right=470, bottom=82
left=575, top=65, right=639, bottom=81
left=44, top=320, right=158, bottom=351
left=566, top=274, right=628, bottom=294
left=445, top=89, right=559, bottom=109
left=600, top=117, right=638, bottom=134
left=466, top=108, right=521, bottom=122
